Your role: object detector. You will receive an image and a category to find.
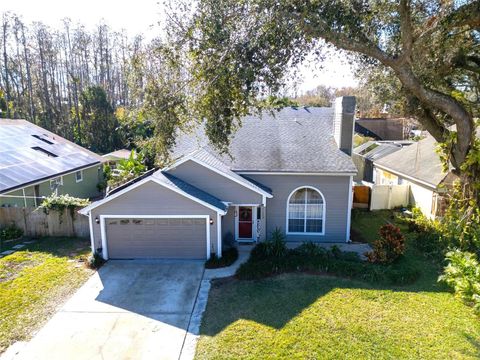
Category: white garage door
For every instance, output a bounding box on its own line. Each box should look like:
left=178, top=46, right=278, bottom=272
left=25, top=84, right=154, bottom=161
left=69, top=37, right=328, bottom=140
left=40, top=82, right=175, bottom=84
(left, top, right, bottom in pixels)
left=105, top=217, right=207, bottom=259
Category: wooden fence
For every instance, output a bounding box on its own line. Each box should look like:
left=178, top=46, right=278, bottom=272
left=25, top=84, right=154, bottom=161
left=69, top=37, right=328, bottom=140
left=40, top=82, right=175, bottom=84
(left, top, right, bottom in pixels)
left=353, top=185, right=371, bottom=209
left=0, top=207, right=89, bottom=238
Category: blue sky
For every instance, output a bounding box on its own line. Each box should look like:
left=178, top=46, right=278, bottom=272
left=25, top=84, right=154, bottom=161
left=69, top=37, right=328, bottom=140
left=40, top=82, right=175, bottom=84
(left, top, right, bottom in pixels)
left=4, top=0, right=358, bottom=93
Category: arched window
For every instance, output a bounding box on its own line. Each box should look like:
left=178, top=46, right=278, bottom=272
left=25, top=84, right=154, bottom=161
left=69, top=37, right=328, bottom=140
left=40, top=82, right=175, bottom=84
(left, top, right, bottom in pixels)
left=286, top=187, right=325, bottom=235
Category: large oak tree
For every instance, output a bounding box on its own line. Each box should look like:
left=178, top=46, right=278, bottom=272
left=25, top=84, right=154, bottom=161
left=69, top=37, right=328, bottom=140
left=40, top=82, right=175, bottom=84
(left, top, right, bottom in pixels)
left=172, top=0, right=479, bottom=172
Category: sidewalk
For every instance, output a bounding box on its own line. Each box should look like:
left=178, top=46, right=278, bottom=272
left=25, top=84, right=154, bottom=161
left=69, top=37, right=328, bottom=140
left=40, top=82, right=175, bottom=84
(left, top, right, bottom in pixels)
left=180, top=245, right=253, bottom=360
left=203, top=244, right=253, bottom=280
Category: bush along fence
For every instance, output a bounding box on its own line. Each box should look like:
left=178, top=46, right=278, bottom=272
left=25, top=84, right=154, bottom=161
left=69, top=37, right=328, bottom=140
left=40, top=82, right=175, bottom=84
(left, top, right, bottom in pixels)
left=0, top=207, right=89, bottom=238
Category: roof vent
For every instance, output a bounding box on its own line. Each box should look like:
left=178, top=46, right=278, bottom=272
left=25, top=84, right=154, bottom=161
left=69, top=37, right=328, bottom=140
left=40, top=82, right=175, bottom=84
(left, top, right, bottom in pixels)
left=31, top=146, right=58, bottom=157
left=32, top=134, right=54, bottom=145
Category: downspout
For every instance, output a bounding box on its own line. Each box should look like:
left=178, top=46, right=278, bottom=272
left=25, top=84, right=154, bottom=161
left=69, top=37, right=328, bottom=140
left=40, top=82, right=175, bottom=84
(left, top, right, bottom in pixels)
left=88, top=211, right=95, bottom=254
left=217, top=212, right=222, bottom=258
left=22, top=188, right=27, bottom=207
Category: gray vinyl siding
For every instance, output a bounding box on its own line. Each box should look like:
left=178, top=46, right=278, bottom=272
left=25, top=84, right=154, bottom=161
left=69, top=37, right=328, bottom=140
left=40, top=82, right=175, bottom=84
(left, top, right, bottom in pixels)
left=245, top=174, right=351, bottom=242
left=222, top=206, right=235, bottom=241
left=168, top=160, right=263, bottom=204
left=90, top=180, right=219, bottom=254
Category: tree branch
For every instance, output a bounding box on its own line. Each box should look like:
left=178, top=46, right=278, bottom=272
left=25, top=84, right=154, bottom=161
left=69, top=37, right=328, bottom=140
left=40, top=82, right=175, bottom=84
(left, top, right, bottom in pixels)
left=414, top=1, right=480, bottom=44
left=303, top=9, right=475, bottom=168
left=399, top=0, right=413, bottom=64
left=304, top=21, right=396, bottom=67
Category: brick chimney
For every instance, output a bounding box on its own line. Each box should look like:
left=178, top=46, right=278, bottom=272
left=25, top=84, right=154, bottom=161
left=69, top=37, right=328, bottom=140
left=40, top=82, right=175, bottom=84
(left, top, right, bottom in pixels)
left=333, top=96, right=356, bottom=156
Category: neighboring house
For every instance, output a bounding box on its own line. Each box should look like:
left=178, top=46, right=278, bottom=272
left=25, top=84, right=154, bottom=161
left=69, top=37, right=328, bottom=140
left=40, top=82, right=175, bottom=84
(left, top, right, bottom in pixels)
left=0, top=119, right=104, bottom=207
left=102, top=149, right=132, bottom=169
left=355, top=117, right=418, bottom=140
left=353, top=140, right=413, bottom=182
left=80, top=97, right=357, bottom=261
left=373, top=134, right=450, bottom=218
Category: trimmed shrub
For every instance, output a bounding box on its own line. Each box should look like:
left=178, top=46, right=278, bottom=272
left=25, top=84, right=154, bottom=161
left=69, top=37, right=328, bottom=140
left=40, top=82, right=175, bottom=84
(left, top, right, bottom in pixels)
left=295, top=241, right=328, bottom=257
left=402, top=208, right=444, bottom=258
left=86, top=252, right=105, bottom=269
left=264, top=227, right=288, bottom=258
left=236, top=241, right=419, bottom=285
left=366, top=224, right=405, bottom=264
left=205, top=247, right=239, bottom=269
left=439, top=250, right=480, bottom=313
left=0, top=225, right=23, bottom=241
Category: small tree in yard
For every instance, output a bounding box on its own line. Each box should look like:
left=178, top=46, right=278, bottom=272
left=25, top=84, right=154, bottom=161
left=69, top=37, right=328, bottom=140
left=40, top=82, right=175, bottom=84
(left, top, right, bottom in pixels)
left=108, top=150, right=147, bottom=188
left=439, top=250, right=480, bottom=313
left=366, top=224, right=406, bottom=264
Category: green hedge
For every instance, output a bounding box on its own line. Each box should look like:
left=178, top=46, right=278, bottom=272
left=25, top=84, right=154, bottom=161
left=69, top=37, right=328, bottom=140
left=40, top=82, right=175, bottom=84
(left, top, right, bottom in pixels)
left=205, top=247, right=239, bottom=269
left=0, top=225, right=23, bottom=241
left=236, top=242, right=421, bottom=286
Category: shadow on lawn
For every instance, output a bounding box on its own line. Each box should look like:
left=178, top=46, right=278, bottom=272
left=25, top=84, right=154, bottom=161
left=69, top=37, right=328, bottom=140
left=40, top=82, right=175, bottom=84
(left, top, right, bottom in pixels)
left=22, top=237, right=90, bottom=257
left=201, top=268, right=451, bottom=336
left=463, top=332, right=480, bottom=358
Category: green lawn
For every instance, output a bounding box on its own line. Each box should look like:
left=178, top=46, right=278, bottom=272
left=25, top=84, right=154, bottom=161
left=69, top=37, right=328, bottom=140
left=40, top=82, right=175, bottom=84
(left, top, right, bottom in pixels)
left=0, top=237, right=93, bottom=353
left=195, top=211, right=480, bottom=359
left=351, top=209, right=398, bottom=243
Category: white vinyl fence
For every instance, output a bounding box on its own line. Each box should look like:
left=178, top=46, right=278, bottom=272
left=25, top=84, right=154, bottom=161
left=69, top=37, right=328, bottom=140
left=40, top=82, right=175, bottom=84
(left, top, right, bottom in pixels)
left=370, top=184, right=410, bottom=210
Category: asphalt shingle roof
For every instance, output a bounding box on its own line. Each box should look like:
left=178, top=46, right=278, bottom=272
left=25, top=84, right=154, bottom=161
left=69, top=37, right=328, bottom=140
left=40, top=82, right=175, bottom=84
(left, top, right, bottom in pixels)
left=0, top=119, right=103, bottom=194
left=189, top=149, right=273, bottom=195
left=172, top=107, right=356, bottom=174
left=374, top=135, right=447, bottom=187
left=152, top=171, right=227, bottom=212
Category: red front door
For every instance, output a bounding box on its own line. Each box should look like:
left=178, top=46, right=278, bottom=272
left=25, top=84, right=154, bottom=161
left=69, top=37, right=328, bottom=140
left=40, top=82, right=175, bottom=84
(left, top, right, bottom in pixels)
left=238, top=207, right=253, bottom=239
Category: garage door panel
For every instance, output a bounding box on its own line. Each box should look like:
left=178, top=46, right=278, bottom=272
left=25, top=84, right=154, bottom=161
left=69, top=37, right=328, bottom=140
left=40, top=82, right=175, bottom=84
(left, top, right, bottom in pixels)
left=106, top=218, right=207, bottom=259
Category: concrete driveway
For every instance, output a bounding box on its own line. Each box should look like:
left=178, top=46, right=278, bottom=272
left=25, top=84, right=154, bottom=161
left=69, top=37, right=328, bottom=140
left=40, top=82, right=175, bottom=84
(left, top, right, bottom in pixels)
left=14, top=260, right=204, bottom=360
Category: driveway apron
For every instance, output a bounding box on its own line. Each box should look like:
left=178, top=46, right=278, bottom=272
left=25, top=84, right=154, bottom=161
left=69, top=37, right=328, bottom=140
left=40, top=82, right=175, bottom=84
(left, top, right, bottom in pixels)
left=15, top=260, right=204, bottom=360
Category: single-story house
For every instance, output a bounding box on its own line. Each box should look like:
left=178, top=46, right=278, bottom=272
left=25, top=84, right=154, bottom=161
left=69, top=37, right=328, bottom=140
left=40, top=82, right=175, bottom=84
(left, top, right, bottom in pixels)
left=353, top=140, right=413, bottom=182
left=102, top=149, right=132, bottom=169
left=0, top=119, right=104, bottom=207
left=79, top=97, right=357, bottom=260
left=373, top=134, right=449, bottom=218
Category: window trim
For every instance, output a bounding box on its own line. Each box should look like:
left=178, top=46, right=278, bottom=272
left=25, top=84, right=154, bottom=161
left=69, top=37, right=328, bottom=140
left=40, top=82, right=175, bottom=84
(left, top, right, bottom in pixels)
left=75, top=170, right=83, bottom=183
left=286, top=186, right=326, bottom=236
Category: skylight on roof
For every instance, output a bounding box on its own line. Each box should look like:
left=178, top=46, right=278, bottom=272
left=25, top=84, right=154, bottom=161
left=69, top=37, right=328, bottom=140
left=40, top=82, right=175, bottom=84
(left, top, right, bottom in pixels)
left=32, top=134, right=54, bottom=145
left=31, top=146, right=58, bottom=157
left=359, top=143, right=379, bottom=155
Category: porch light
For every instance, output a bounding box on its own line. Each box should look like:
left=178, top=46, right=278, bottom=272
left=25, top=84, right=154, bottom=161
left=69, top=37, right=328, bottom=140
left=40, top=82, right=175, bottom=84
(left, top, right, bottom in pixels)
left=95, top=217, right=100, bottom=224
left=209, top=218, right=214, bottom=225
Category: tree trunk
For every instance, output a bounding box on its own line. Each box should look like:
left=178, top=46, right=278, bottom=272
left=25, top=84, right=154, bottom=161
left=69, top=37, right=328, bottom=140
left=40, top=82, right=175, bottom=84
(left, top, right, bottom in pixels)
left=2, top=15, right=11, bottom=118
left=391, top=65, right=475, bottom=170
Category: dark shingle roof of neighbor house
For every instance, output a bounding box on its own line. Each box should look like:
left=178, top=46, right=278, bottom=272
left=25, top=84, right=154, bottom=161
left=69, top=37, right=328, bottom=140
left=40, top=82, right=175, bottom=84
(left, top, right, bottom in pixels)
left=374, top=134, right=447, bottom=187
left=171, top=107, right=357, bottom=174
left=152, top=171, right=228, bottom=212
left=0, top=119, right=103, bottom=194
